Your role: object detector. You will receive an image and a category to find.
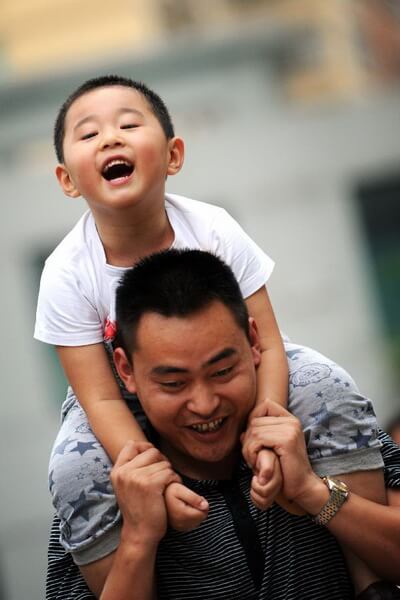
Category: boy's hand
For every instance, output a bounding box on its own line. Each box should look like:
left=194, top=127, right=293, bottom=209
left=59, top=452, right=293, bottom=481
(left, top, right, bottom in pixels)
left=242, top=402, right=306, bottom=515
left=165, top=481, right=209, bottom=532
left=250, top=448, right=283, bottom=510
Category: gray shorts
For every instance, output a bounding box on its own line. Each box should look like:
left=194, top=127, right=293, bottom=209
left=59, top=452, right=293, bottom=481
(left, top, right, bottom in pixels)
left=48, top=342, right=384, bottom=565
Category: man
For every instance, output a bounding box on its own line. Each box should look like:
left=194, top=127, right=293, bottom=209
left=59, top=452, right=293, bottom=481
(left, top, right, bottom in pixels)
left=47, top=249, right=400, bottom=599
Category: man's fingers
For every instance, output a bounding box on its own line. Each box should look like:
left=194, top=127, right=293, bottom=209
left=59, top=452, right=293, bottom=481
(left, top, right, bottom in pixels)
left=115, top=442, right=171, bottom=472
left=114, top=440, right=155, bottom=467
left=248, top=399, right=292, bottom=421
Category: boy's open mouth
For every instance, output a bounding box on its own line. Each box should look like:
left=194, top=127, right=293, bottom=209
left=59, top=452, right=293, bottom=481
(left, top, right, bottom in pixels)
left=102, top=159, right=134, bottom=181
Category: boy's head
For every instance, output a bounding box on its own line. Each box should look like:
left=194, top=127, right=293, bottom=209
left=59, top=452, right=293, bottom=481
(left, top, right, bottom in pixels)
left=54, top=74, right=175, bottom=164
left=115, top=249, right=252, bottom=359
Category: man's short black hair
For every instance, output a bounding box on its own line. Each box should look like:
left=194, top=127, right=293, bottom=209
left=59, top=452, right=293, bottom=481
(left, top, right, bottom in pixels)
left=54, top=74, right=175, bottom=163
left=115, top=249, right=250, bottom=358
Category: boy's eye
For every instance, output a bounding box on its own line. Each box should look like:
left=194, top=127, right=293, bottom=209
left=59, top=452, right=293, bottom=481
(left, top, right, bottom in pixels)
left=121, top=124, right=139, bottom=130
left=81, top=131, right=97, bottom=140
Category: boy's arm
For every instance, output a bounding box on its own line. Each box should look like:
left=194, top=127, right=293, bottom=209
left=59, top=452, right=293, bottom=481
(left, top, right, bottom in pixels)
left=245, top=286, right=293, bottom=511
left=57, top=343, right=147, bottom=462
left=245, top=286, right=288, bottom=407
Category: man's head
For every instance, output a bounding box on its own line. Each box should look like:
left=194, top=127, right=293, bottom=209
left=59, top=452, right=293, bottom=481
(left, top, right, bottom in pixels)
left=54, top=74, right=183, bottom=211
left=54, top=75, right=175, bottom=164
left=114, top=249, right=261, bottom=479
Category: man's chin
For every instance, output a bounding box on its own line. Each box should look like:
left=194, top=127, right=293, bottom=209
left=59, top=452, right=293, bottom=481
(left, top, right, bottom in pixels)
left=174, top=441, right=240, bottom=479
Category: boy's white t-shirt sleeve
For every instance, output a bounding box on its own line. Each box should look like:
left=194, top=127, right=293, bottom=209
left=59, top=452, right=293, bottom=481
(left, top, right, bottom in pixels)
left=208, top=207, right=274, bottom=298
left=34, top=259, right=104, bottom=346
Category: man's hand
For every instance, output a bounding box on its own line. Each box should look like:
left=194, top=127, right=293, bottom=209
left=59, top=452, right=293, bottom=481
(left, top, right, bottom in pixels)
left=165, top=482, right=209, bottom=531
left=110, top=441, right=181, bottom=545
left=242, top=401, right=319, bottom=510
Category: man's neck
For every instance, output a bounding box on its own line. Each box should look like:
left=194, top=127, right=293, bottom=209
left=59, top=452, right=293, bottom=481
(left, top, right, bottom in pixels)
left=160, top=440, right=241, bottom=481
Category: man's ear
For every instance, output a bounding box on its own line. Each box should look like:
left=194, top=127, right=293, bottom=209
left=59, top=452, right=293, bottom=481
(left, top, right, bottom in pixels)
left=55, top=164, right=81, bottom=198
left=113, top=347, right=137, bottom=393
left=248, top=317, right=262, bottom=368
left=166, top=137, right=184, bottom=176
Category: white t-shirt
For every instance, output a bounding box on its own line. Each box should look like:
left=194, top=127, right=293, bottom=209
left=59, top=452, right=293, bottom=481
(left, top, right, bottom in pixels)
left=34, top=194, right=274, bottom=347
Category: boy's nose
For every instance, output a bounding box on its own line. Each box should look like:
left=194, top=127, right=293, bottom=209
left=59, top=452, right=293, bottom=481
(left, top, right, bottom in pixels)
left=100, top=129, right=124, bottom=150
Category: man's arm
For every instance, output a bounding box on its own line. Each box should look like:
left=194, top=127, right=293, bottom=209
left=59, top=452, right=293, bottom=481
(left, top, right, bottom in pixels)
left=80, top=441, right=180, bottom=599
left=244, top=401, right=400, bottom=583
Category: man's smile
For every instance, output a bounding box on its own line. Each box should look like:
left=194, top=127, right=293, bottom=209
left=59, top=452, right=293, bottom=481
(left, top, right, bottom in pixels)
left=189, top=417, right=226, bottom=433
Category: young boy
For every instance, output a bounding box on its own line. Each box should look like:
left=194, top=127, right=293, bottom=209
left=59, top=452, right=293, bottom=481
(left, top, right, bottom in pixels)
left=36, top=75, right=387, bottom=592
left=36, top=73, right=289, bottom=527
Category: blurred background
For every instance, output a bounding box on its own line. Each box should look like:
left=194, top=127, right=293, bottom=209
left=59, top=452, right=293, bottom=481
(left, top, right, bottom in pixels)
left=0, top=0, right=399, bottom=597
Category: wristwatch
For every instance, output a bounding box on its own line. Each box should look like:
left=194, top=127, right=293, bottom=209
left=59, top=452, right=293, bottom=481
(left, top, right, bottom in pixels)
left=311, top=476, right=349, bottom=526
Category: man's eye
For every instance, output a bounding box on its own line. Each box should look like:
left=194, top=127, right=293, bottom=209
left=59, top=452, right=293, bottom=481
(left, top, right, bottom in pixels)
left=81, top=132, right=97, bottom=140
left=213, top=366, right=233, bottom=378
left=161, top=381, right=184, bottom=389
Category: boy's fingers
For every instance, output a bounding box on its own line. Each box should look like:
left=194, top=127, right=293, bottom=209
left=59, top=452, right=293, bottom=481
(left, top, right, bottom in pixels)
left=242, top=438, right=264, bottom=469
left=170, top=505, right=209, bottom=532
left=256, top=449, right=278, bottom=485
left=168, top=483, right=209, bottom=511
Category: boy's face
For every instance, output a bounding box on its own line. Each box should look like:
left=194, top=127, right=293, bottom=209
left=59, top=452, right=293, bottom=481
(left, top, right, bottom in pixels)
left=56, top=86, right=183, bottom=213
left=114, top=301, right=261, bottom=480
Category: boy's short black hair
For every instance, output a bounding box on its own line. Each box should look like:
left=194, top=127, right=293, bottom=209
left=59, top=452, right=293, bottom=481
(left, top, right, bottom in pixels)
left=54, top=74, right=175, bottom=163
left=115, top=249, right=250, bottom=358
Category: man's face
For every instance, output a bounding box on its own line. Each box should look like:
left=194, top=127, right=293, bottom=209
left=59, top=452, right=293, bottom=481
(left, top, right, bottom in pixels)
left=115, top=301, right=261, bottom=479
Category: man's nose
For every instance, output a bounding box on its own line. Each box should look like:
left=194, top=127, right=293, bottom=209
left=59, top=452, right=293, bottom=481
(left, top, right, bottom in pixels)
left=187, top=383, right=220, bottom=417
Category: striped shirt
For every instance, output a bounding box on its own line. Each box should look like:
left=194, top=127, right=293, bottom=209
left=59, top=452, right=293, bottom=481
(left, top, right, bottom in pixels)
left=46, top=430, right=400, bottom=600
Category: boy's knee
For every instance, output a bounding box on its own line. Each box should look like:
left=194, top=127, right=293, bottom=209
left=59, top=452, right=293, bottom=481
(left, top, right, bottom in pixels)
left=285, top=342, right=374, bottom=425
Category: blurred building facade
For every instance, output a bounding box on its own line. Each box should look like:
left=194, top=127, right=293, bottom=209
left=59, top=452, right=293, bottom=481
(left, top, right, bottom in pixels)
left=0, top=1, right=399, bottom=599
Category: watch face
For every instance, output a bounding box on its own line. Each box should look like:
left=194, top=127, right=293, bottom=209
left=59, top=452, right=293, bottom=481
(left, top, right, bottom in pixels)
left=328, top=477, right=349, bottom=493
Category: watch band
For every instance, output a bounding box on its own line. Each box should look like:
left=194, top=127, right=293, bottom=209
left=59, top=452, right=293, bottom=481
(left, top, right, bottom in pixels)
left=311, top=476, right=349, bottom=526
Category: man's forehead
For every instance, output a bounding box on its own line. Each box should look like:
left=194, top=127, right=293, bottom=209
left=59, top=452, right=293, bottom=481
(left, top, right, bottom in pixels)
left=137, top=304, right=241, bottom=335
left=134, top=304, right=247, bottom=358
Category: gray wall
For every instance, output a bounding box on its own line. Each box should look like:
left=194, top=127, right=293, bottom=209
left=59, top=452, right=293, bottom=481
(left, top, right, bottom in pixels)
left=1, top=32, right=399, bottom=599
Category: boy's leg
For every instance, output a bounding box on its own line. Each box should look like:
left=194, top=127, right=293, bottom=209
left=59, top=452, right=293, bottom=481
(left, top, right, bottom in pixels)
left=284, top=342, right=384, bottom=476
left=49, top=388, right=120, bottom=565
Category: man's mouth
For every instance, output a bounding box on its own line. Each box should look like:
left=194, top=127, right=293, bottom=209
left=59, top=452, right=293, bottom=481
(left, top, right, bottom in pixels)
left=190, top=418, right=225, bottom=433
left=101, top=159, right=134, bottom=181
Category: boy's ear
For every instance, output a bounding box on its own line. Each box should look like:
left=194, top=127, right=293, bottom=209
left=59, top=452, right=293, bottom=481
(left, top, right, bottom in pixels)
left=248, top=317, right=262, bottom=368
left=113, top=347, right=137, bottom=393
left=166, top=137, right=185, bottom=176
left=55, top=164, right=81, bottom=198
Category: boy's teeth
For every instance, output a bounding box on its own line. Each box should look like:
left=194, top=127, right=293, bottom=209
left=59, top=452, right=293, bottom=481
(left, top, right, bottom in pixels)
left=102, top=159, right=133, bottom=180
left=191, top=418, right=223, bottom=433
left=105, top=159, right=129, bottom=169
